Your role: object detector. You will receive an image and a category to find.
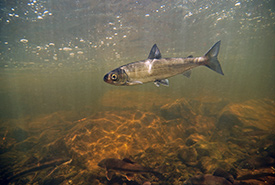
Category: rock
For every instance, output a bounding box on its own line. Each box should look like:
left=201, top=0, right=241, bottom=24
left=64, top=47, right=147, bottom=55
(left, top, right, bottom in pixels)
left=265, top=143, right=275, bottom=158
left=64, top=110, right=171, bottom=171
left=213, top=168, right=234, bottom=184
left=193, top=141, right=236, bottom=173
left=7, top=127, right=29, bottom=143
left=194, top=146, right=210, bottom=158
left=184, top=174, right=232, bottom=185
left=237, top=156, right=275, bottom=169
left=13, top=138, right=37, bottom=151
left=236, top=167, right=275, bottom=185
left=184, top=168, right=234, bottom=185
left=160, top=98, right=196, bottom=121
left=2, top=98, right=275, bottom=185
left=188, top=97, right=230, bottom=117
left=178, top=147, right=198, bottom=166
left=216, top=99, right=275, bottom=131
left=185, top=138, right=196, bottom=146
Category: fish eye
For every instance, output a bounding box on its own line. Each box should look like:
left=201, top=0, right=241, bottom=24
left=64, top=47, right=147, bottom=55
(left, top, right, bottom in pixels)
left=111, top=73, right=118, bottom=81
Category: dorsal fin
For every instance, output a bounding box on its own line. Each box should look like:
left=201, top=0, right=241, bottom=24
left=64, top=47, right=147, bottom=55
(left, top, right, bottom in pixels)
left=122, top=158, right=135, bottom=164
left=148, top=44, right=162, bottom=59
left=187, top=55, right=193, bottom=58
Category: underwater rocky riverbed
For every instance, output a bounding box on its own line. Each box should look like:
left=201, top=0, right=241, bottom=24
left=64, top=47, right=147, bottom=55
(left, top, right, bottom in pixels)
left=0, top=91, right=275, bottom=185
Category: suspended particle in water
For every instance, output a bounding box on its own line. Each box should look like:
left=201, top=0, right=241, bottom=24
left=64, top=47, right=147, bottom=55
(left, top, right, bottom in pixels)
left=235, top=2, right=241, bottom=6
left=20, top=39, right=29, bottom=43
left=63, top=47, right=72, bottom=51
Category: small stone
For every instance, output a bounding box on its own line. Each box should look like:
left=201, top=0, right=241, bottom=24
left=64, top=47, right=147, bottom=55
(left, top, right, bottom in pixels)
left=178, top=147, right=198, bottom=166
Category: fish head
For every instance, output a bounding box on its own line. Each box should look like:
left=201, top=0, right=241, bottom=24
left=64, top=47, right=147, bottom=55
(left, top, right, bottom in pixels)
left=103, top=67, right=128, bottom=86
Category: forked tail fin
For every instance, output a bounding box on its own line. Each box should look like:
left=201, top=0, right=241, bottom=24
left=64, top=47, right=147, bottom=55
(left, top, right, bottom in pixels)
left=204, top=40, right=224, bottom=75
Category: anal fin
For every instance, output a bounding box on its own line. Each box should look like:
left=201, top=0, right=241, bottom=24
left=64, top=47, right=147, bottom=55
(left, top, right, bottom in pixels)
left=154, top=79, right=169, bottom=87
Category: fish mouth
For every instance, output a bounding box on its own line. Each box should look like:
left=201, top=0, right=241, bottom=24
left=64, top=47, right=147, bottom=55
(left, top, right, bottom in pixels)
left=103, top=73, right=111, bottom=83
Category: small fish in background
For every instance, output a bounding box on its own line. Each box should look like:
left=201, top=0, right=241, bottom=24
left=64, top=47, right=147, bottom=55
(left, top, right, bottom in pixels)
left=103, top=41, right=223, bottom=87
left=98, top=158, right=163, bottom=181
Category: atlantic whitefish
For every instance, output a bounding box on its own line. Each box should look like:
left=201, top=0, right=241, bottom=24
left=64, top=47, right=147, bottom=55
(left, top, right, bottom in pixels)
left=103, top=41, right=223, bottom=86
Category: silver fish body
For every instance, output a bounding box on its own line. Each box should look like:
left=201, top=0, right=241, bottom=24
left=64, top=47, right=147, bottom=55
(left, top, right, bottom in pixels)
left=104, top=41, right=223, bottom=86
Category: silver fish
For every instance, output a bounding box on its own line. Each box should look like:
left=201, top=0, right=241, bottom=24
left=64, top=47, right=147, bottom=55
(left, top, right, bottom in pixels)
left=98, top=158, right=163, bottom=181
left=103, top=41, right=223, bottom=87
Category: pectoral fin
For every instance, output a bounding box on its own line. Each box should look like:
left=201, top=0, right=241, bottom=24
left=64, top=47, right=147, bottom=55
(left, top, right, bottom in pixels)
left=128, top=81, right=143, bottom=85
left=154, top=79, right=169, bottom=87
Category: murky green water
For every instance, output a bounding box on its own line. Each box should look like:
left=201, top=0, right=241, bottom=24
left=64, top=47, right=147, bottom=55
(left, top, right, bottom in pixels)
left=0, top=0, right=274, bottom=184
